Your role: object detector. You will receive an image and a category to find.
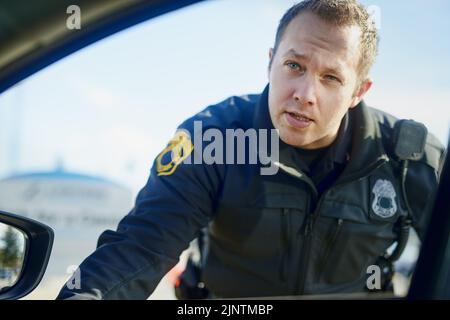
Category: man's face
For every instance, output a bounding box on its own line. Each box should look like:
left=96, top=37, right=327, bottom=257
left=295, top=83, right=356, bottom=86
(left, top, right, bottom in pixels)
left=268, top=12, right=372, bottom=150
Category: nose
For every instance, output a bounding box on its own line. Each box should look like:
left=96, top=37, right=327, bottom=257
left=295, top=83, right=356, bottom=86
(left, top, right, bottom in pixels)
left=293, top=76, right=316, bottom=106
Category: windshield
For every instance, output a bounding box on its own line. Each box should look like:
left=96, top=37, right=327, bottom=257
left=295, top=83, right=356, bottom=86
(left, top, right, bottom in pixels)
left=0, top=0, right=449, bottom=300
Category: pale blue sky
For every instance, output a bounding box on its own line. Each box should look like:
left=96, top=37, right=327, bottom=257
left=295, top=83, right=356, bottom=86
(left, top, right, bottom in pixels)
left=0, top=0, right=449, bottom=194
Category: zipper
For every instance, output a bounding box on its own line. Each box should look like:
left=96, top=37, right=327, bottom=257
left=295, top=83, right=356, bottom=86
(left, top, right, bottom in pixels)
left=315, top=218, right=344, bottom=281
left=295, top=203, right=318, bottom=294
left=288, top=157, right=389, bottom=295
left=333, top=156, right=390, bottom=188
left=279, top=208, right=291, bottom=282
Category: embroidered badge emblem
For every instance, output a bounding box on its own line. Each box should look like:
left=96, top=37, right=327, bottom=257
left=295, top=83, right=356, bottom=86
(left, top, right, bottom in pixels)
left=371, top=179, right=398, bottom=218
left=156, top=130, right=193, bottom=176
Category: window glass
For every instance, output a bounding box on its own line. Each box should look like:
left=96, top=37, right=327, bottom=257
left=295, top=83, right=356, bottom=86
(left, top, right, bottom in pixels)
left=0, top=0, right=449, bottom=299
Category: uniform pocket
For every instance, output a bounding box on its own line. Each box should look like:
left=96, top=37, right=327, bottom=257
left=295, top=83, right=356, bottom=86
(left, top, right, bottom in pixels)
left=211, top=192, right=308, bottom=292
left=241, top=193, right=307, bottom=257
left=279, top=208, right=291, bottom=282
left=247, top=193, right=308, bottom=288
left=314, top=199, right=398, bottom=285
left=315, top=218, right=344, bottom=282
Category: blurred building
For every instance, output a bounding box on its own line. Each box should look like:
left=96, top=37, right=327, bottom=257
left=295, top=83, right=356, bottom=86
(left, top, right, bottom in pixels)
left=0, top=169, right=133, bottom=299
left=0, top=170, right=132, bottom=227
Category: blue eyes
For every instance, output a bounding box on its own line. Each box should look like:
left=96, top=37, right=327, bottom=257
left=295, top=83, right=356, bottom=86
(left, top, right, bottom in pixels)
left=324, top=75, right=340, bottom=82
left=286, top=62, right=301, bottom=71
left=284, top=62, right=341, bottom=83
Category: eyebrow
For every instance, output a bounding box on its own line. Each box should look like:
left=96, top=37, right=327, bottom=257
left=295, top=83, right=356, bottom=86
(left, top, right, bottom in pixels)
left=284, top=49, right=345, bottom=79
left=284, top=49, right=310, bottom=62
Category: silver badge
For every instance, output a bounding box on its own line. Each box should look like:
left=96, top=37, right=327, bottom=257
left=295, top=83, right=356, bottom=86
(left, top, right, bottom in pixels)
left=371, top=179, right=397, bottom=218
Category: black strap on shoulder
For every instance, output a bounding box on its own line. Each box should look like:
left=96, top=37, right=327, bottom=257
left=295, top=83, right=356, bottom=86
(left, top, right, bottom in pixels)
left=387, top=120, right=428, bottom=263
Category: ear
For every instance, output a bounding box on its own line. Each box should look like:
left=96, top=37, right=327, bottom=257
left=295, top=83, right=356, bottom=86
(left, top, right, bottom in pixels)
left=268, top=48, right=274, bottom=78
left=350, top=78, right=373, bottom=109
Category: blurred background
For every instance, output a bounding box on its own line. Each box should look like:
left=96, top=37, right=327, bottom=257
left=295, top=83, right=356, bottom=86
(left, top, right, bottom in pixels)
left=0, top=0, right=449, bottom=299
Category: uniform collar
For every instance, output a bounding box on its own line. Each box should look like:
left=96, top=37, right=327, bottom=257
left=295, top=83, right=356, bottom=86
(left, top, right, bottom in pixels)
left=306, top=113, right=350, bottom=177
left=341, top=98, right=389, bottom=179
left=253, top=84, right=388, bottom=179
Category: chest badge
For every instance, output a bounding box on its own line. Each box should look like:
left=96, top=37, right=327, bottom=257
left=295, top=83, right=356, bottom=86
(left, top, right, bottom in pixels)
left=371, top=179, right=398, bottom=218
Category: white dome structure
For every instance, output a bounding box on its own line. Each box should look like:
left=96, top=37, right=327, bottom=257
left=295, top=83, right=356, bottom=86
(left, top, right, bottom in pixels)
left=0, top=170, right=133, bottom=299
left=0, top=170, right=132, bottom=228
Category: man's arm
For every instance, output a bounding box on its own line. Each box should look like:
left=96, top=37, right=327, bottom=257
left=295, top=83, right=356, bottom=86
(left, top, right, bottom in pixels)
left=57, top=130, right=223, bottom=300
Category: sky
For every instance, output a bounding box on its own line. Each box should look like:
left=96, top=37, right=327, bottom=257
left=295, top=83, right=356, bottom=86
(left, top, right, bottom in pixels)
left=0, top=0, right=449, bottom=196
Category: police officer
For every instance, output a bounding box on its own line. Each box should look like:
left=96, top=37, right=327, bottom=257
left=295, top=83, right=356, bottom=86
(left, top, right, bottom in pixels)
left=57, top=0, right=444, bottom=299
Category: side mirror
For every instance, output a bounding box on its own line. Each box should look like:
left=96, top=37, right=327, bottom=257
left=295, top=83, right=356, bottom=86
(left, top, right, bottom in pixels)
left=0, top=210, right=53, bottom=300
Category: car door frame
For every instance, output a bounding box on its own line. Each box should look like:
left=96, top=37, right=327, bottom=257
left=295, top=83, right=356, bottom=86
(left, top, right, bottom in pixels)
left=408, top=137, right=450, bottom=299
left=1, top=0, right=449, bottom=300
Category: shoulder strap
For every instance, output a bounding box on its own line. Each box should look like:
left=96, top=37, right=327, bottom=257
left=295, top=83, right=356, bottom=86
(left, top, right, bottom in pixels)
left=384, top=120, right=428, bottom=262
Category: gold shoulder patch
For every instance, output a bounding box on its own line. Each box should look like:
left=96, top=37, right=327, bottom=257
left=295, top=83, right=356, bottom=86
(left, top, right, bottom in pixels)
left=156, top=130, right=194, bottom=176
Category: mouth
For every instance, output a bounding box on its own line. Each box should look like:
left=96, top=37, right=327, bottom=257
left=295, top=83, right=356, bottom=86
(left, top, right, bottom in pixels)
left=284, top=111, right=314, bottom=129
left=286, top=111, right=314, bottom=121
